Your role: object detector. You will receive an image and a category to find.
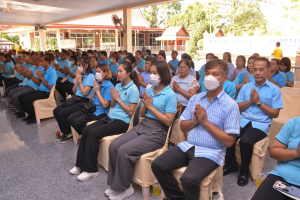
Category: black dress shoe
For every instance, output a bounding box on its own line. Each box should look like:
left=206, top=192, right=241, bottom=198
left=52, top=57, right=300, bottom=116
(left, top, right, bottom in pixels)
left=16, top=113, right=26, bottom=119
left=26, top=118, right=37, bottom=125
left=223, top=163, right=239, bottom=176
left=237, top=171, right=249, bottom=186
left=22, top=115, right=32, bottom=121
left=14, top=111, right=20, bottom=115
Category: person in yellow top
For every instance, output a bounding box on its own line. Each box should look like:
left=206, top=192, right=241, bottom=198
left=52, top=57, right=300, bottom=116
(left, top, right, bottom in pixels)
left=271, top=42, right=283, bottom=60
left=17, top=45, right=23, bottom=55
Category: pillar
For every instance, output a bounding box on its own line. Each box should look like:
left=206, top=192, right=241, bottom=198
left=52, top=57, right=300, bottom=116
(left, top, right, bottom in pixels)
left=56, top=29, right=61, bottom=51
left=123, top=8, right=132, bottom=52
left=115, top=29, right=119, bottom=50
left=161, top=40, right=163, bottom=50
left=174, top=39, right=177, bottom=51
left=39, top=29, right=46, bottom=52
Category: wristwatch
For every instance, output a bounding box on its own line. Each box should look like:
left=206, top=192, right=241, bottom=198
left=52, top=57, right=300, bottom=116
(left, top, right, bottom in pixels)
left=257, top=101, right=263, bottom=107
left=118, top=99, right=122, bottom=104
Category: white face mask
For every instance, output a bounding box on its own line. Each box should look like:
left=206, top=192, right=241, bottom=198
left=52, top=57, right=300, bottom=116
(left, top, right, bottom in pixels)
left=70, top=61, right=75, bottom=65
left=95, top=72, right=104, bottom=81
left=121, top=55, right=126, bottom=58
left=204, top=75, right=223, bottom=91
left=77, top=67, right=84, bottom=74
left=149, top=74, right=160, bottom=86
left=206, top=59, right=209, bottom=62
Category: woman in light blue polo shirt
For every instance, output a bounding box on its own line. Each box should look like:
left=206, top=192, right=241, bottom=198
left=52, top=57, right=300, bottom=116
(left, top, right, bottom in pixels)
left=68, top=64, right=114, bottom=136
left=69, top=61, right=140, bottom=182
left=251, top=117, right=300, bottom=200
left=135, top=50, right=145, bottom=74
left=105, top=61, right=177, bottom=200
left=54, top=57, right=95, bottom=144
left=233, top=56, right=256, bottom=90
left=108, top=53, right=119, bottom=86
left=228, top=55, right=248, bottom=81
left=0, top=53, right=14, bottom=86
left=279, top=57, right=294, bottom=87
left=56, top=56, right=77, bottom=101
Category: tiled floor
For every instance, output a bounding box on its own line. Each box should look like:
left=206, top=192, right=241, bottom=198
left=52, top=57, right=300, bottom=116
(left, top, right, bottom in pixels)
left=0, top=94, right=276, bottom=200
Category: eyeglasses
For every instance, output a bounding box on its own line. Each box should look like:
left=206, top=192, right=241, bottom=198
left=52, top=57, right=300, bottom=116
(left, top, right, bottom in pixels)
left=178, top=66, right=188, bottom=70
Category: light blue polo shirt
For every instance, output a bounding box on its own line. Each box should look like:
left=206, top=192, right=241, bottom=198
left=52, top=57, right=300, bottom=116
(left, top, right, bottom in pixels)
left=16, top=71, right=24, bottom=80
left=1, top=62, right=14, bottom=78
left=92, top=80, right=114, bottom=116
left=228, top=68, right=248, bottom=80
left=39, top=67, right=57, bottom=92
left=233, top=71, right=255, bottom=85
left=110, top=63, right=119, bottom=80
left=75, top=73, right=95, bottom=98
left=99, top=59, right=110, bottom=66
left=19, top=77, right=29, bottom=86
left=198, top=64, right=205, bottom=77
left=143, top=85, right=177, bottom=120
left=269, top=117, right=300, bottom=187
left=13, top=55, right=18, bottom=60
left=136, top=58, right=145, bottom=74
left=169, top=59, right=179, bottom=73
left=27, top=66, right=44, bottom=90
left=178, top=90, right=240, bottom=166
left=56, top=59, right=70, bottom=78
left=108, top=80, right=139, bottom=123
left=0, top=60, right=3, bottom=72
left=92, top=68, right=97, bottom=75
left=19, top=64, right=34, bottom=86
left=55, top=56, right=61, bottom=62
left=50, top=60, right=58, bottom=70
left=202, top=80, right=236, bottom=99
left=272, top=70, right=286, bottom=87
left=282, top=71, right=294, bottom=87
left=228, top=63, right=235, bottom=70
left=236, top=80, right=283, bottom=135
left=67, top=65, right=77, bottom=82
left=22, top=62, right=31, bottom=69
left=139, top=71, right=151, bottom=97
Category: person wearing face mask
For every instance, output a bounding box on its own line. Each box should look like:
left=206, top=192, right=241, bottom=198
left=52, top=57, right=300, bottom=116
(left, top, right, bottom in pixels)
left=55, top=56, right=77, bottom=101
left=53, top=57, right=95, bottom=144
left=90, top=56, right=99, bottom=75
left=224, top=57, right=283, bottom=187
left=233, top=56, right=256, bottom=90
left=105, top=61, right=177, bottom=200
left=228, top=55, right=248, bottom=81
left=108, top=53, right=119, bottom=86
left=135, top=50, right=145, bottom=74
left=152, top=59, right=240, bottom=200
left=70, top=61, right=139, bottom=182
left=98, top=51, right=110, bottom=66
left=68, top=64, right=114, bottom=136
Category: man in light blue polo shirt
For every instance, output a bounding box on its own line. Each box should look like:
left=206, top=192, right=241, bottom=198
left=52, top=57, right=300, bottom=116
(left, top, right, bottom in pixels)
left=55, top=51, right=70, bottom=83
left=152, top=59, right=240, bottom=200
left=168, top=50, right=179, bottom=76
left=268, top=59, right=286, bottom=88
left=224, top=57, right=283, bottom=187
left=19, top=55, right=57, bottom=125
left=98, top=51, right=110, bottom=66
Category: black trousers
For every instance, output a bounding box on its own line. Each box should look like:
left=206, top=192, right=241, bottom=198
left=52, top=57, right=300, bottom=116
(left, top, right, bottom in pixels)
left=0, top=76, right=8, bottom=86
left=56, top=80, right=74, bottom=99
left=152, top=146, right=219, bottom=200
left=53, top=98, right=88, bottom=136
left=68, top=111, right=106, bottom=135
left=251, top=174, right=294, bottom=200
left=19, top=90, right=50, bottom=117
left=75, top=119, right=129, bottom=172
left=63, top=82, right=74, bottom=96
left=225, top=122, right=266, bottom=172
left=4, top=78, right=22, bottom=89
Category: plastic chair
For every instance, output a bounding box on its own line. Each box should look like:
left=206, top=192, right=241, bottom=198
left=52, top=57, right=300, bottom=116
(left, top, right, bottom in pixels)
left=33, top=86, right=57, bottom=124
left=269, top=87, right=300, bottom=146
left=235, top=137, right=269, bottom=181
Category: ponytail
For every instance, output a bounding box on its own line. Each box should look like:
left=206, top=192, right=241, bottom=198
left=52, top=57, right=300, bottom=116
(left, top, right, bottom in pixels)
left=121, top=61, right=140, bottom=91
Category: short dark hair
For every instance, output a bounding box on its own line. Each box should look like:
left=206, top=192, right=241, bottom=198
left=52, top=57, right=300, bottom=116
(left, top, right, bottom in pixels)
left=91, top=55, right=99, bottom=62
left=153, top=61, right=171, bottom=86
left=125, top=54, right=136, bottom=65
left=181, top=54, right=192, bottom=61
left=87, top=50, right=94, bottom=54
left=280, top=57, right=291, bottom=72
left=178, top=59, right=191, bottom=69
left=43, top=56, right=51, bottom=64
left=210, top=56, right=219, bottom=60
left=205, top=59, right=229, bottom=76
left=99, top=51, right=107, bottom=58
left=172, top=50, right=178, bottom=55
left=206, top=53, right=215, bottom=59
left=70, top=55, right=77, bottom=65
left=276, top=42, right=280, bottom=46
left=254, top=57, right=271, bottom=68
left=144, top=56, right=157, bottom=64
left=271, top=58, right=279, bottom=65
left=146, top=49, right=151, bottom=55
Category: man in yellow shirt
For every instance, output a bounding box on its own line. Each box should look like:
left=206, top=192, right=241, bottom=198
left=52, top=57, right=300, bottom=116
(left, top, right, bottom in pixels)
left=17, top=45, right=23, bottom=55
left=271, top=42, right=283, bottom=60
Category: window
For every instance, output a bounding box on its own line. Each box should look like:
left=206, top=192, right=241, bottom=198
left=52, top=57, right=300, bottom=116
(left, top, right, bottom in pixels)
left=149, top=33, right=162, bottom=46
left=101, top=33, right=118, bottom=49
left=70, top=33, right=94, bottom=48
left=132, top=33, right=145, bottom=46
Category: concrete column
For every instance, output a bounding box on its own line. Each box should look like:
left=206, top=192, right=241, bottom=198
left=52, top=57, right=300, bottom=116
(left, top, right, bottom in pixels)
left=123, top=8, right=132, bottom=52
left=26, top=30, right=31, bottom=49
left=175, top=40, right=177, bottom=51
left=115, top=29, right=119, bottom=50
left=39, top=29, right=46, bottom=52
left=161, top=40, right=163, bottom=50
left=56, top=29, right=61, bottom=51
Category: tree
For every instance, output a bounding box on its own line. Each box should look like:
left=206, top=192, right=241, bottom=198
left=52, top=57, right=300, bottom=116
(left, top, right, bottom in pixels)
left=143, top=2, right=181, bottom=28
left=165, top=0, right=268, bottom=59
left=0, top=33, right=19, bottom=44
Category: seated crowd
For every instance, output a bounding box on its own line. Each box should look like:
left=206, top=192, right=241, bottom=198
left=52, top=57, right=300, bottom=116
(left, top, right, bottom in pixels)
left=1, top=48, right=299, bottom=200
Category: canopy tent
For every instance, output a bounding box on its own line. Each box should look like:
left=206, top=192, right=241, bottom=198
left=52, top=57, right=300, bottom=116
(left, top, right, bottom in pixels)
left=0, top=38, right=16, bottom=49
left=155, top=25, right=190, bottom=50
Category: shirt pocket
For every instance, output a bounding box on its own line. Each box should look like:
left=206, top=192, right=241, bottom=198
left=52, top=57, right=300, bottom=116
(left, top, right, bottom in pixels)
left=260, top=97, right=272, bottom=108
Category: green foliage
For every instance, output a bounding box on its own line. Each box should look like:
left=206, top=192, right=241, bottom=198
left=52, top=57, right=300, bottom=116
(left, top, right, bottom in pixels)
left=33, top=37, right=41, bottom=52
left=143, top=2, right=181, bottom=28
left=46, top=38, right=58, bottom=50
left=0, top=33, right=19, bottom=44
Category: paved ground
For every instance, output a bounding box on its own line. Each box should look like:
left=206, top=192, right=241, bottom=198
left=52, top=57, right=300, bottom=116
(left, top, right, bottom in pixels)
left=0, top=91, right=276, bottom=200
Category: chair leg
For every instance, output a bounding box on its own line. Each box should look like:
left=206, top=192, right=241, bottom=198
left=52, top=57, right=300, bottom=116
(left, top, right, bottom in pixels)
left=36, top=119, right=40, bottom=124
left=142, top=186, right=150, bottom=200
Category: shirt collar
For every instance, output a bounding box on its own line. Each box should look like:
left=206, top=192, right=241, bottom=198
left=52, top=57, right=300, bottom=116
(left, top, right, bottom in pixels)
left=201, top=90, right=225, bottom=100
left=274, top=70, right=279, bottom=75
left=149, top=85, right=171, bottom=96
left=121, top=80, right=134, bottom=90
left=100, top=79, right=110, bottom=87
left=43, top=66, right=51, bottom=74
left=254, top=79, right=271, bottom=87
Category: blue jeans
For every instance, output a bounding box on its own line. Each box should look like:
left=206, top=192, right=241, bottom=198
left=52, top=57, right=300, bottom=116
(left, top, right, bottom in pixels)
left=7, top=85, right=22, bottom=94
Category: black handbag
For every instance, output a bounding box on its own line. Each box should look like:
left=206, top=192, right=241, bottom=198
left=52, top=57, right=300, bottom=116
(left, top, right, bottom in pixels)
left=79, top=101, right=96, bottom=115
left=62, top=96, right=81, bottom=107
